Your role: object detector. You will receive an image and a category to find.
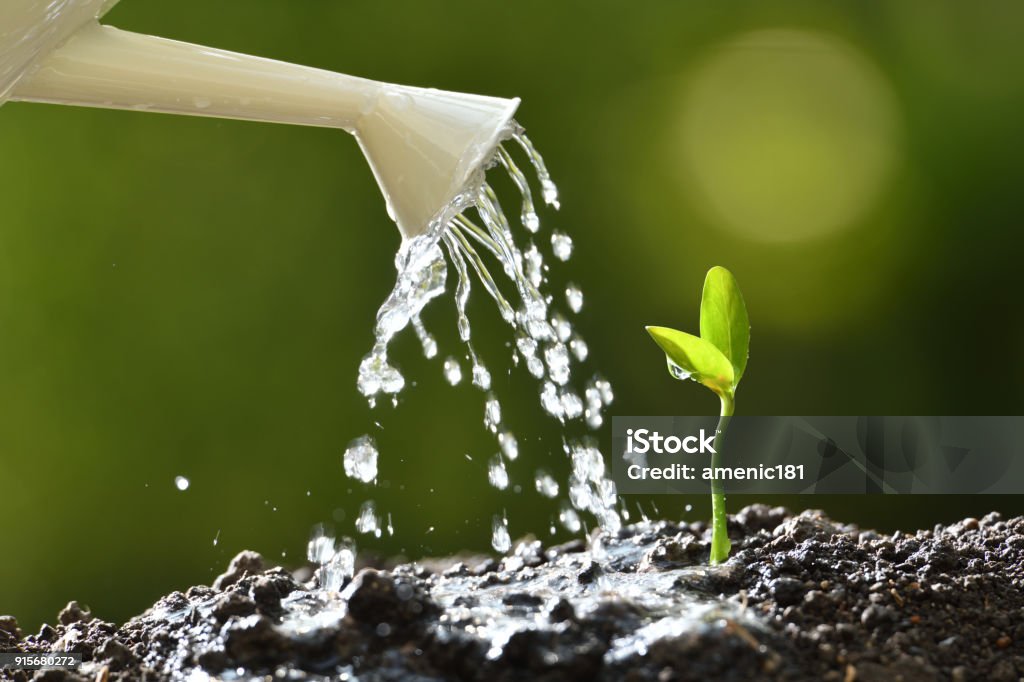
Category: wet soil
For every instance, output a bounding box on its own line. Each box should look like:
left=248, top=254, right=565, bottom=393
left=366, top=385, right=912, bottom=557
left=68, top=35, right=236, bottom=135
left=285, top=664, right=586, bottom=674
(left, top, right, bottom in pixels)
left=3, top=505, right=1023, bottom=681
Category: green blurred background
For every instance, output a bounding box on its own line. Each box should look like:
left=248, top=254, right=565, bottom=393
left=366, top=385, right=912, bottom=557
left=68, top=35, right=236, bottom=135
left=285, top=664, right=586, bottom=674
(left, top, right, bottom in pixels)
left=2, top=1, right=1023, bottom=630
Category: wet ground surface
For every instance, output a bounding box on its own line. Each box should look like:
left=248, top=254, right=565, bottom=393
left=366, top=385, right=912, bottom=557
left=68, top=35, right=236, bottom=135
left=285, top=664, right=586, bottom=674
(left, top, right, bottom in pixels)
left=4, top=505, right=1024, bottom=681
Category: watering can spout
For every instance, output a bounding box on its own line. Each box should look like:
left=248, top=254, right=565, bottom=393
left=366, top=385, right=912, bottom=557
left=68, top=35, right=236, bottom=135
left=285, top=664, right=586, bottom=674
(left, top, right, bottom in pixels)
left=0, top=3, right=519, bottom=239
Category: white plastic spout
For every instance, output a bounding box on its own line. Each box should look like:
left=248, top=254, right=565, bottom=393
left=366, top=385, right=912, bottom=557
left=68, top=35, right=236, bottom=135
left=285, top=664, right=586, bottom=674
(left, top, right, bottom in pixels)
left=0, top=2, right=519, bottom=239
left=12, top=22, right=379, bottom=131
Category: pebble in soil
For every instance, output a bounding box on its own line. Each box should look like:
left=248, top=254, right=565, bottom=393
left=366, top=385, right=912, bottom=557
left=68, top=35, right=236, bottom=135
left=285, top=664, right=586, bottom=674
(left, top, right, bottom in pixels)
left=6, top=507, right=1024, bottom=681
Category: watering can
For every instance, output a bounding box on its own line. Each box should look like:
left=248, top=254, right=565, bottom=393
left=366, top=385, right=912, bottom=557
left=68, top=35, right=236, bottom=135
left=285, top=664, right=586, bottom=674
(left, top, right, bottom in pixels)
left=0, top=0, right=520, bottom=239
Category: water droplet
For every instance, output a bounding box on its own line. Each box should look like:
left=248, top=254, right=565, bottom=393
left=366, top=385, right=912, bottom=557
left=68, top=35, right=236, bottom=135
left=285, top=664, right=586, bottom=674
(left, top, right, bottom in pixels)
left=551, top=314, right=572, bottom=343
left=488, top=455, right=509, bottom=490
left=566, top=285, right=583, bottom=313
left=412, top=315, right=438, bottom=359
left=559, top=503, right=581, bottom=533
left=540, top=381, right=564, bottom=419
left=594, top=377, right=614, bottom=404
left=544, top=344, right=571, bottom=386
left=498, top=431, right=519, bottom=461
left=484, top=395, right=502, bottom=432
left=343, top=435, right=379, bottom=484
left=443, top=356, right=463, bottom=385
left=523, top=211, right=540, bottom=233
left=193, top=97, right=211, bottom=109
left=491, top=515, right=511, bottom=553
left=472, top=360, right=492, bottom=391
left=358, top=345, right=405, bottom=399
left=570, top=335, right=589, bottom=362
left=560, top=389, right=584, bottom=420
left=551, top=232, right=573, bottom=261
left=668, top=360, right=692, bottom=382
left=212, top=529, right=220, bottom=546
left=523, top=244, right=544, bottom=288
left=541, top=180, right=560, bottom=210
left=534, top=471, right=559, bottom=498
left=356, top=501, right=381, bottom=538
left=174, top=476, right=190, bottom=491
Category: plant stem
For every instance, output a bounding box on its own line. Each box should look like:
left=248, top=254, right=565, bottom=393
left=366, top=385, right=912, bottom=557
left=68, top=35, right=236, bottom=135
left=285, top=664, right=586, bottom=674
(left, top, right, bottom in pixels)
left=709, top=393, right=734, bottom=565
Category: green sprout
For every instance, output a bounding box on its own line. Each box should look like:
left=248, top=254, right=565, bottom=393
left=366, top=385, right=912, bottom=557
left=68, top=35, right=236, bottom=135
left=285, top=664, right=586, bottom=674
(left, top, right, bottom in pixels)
left=646, top=266, right=749, bottom=565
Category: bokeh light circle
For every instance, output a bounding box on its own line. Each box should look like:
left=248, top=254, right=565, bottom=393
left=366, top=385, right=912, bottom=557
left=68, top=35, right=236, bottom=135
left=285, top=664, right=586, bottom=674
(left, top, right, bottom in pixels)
left=677, top=29, right=901, bottom=243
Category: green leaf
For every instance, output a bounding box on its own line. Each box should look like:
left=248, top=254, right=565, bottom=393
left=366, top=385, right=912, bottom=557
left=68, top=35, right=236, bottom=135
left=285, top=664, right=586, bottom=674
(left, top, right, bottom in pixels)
left=699, top=266, right=750, bottom=386
left=645, top=326, right=735, bottom=398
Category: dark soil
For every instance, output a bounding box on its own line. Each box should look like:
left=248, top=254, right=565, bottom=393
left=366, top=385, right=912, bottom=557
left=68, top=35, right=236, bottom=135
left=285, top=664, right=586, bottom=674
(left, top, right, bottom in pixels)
left=3, top=506, right=1023, bottom=681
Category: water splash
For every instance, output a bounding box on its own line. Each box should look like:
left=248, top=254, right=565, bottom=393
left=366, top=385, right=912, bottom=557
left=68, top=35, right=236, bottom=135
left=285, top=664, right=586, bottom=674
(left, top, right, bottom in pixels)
left=307, top=526, right=355, bottom=591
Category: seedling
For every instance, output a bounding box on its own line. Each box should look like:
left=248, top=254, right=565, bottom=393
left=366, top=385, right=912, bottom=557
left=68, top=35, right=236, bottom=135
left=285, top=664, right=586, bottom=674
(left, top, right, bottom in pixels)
left=646, top=266, right=750, bottom=565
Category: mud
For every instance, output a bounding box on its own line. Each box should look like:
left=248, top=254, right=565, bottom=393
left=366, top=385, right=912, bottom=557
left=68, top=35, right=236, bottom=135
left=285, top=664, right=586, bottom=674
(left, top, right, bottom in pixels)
left=3, top=505, right=1023, bottom=681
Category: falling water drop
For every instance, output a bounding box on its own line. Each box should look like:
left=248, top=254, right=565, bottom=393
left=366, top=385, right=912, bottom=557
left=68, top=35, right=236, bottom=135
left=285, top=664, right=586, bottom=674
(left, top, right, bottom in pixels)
left=488, top=455, right=509, bottom=490
left=412, top=314, right=438, bottom=359
left=534, top=471, right=559, bottom=498
left=559, top=503, right=582, bottom=533
left=472, top=360, right=492, bottom=390
left=551, top=232, right=573, bottom=261
left=565, top=285, right=583, bottom=313
left=443, top=356, right=463, bottom=385
left=491, top=514, right=511, bottom=553
left=550, top=314, right=572, bottom=343
left=569, top=335, right=589, bottom=362
left=544, top=344, right=571, bottom=386
left=498, top=431, right=519, bottom=461
left=343, top=435, right=379, bottom=484
left=356, top=501, right=382, bottom=538
left=483, top=395, right=502, bottom=433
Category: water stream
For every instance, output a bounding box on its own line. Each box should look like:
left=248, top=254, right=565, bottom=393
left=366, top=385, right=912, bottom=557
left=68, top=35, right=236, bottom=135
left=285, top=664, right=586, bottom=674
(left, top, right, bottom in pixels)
left=331, top=121, right=620, bottom=581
